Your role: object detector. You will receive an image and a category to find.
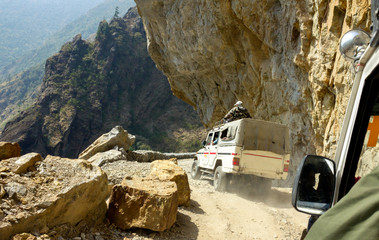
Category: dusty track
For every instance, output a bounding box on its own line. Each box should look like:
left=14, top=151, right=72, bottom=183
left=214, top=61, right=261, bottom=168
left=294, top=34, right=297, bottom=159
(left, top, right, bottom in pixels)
left=98, top=158, right=309, bottom=240
left=172, top=159, right=308, bottom=240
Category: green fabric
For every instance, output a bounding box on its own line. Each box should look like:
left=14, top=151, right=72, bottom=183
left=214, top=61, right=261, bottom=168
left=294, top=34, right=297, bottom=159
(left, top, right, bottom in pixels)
left=305, top=165, right=379, bottom=240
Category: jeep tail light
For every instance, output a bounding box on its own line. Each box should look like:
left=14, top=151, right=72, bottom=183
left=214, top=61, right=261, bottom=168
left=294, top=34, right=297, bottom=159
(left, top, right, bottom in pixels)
left=233, top=157, right=240, bottom=166
left=283, top=164, right=289, bottom=172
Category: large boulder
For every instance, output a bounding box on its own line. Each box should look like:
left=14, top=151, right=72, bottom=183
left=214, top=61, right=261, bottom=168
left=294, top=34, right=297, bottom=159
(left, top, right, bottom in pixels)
left=0, top=155, right=109, bottom=239
left=0, top=142, right=21, bottom=161
left=79, top=126, right=135, bottom=160
left=107, top=177, right=178, bottom=232
left=149, top=159, right=190, bottom=206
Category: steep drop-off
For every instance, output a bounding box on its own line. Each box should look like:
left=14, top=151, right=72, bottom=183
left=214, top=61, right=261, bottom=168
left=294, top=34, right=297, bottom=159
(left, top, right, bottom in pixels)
left=0, top=8, right=203, bottom=157
left=134, top=0, right=371, bottom=174
left=0, top=0, right=135, bottom=78
left=0, top=1, right=135, bottom=133
left=0, top=0, right=104, bottom=70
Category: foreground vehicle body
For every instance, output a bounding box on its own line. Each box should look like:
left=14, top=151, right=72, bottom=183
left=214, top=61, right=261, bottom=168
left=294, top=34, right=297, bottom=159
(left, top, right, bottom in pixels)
left=292, top=1, right=379, bottom=238
left=192, top=118, right=290, bottom=191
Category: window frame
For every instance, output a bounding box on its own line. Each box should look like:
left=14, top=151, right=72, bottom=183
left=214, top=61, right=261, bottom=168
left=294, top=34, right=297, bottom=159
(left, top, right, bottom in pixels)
left=338, top=67, right=379, bottom=200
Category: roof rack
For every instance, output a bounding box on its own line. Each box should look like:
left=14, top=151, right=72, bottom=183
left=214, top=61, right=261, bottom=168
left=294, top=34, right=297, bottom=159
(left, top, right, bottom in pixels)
left=213, top=120, right=225, bottom=129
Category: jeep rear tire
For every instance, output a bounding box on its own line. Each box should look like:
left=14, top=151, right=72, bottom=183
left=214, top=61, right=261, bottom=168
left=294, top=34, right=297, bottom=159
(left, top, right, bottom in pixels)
left=214, top=166, right=228, bottom=192
left=191, top=160, right=202, bottom=179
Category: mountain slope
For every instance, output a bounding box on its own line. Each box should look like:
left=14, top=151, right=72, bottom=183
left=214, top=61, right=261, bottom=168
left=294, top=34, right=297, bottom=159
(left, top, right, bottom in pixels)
left=0, top=0, right=135, bottom=77
left=0, top=0, right=104, bottom=70
left=0, top=0, right=135, bottom=133
left=0, top=64, right=44, bottom=130
left=0, top=8, right=203, bottom=157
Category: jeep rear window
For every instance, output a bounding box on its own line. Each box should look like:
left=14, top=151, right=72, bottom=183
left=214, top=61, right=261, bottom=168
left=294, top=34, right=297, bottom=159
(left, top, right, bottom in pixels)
left=220, top=126, right=237, bottom=141
left=221, top=129, right=228, bottom=139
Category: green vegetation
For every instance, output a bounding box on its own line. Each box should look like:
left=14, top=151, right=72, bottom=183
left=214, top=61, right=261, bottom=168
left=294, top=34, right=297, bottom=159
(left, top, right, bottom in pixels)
left=114, top=6, right=120, bottom=18
left=96, top=20, right=111, bottom=42
left=0, top=64, right=44, bottom=130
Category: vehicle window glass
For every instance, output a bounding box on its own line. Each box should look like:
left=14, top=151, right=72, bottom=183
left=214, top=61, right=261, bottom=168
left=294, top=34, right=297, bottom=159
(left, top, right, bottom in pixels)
left=230, top=126, right=238, bottom=139
left=213, top=131, right=220, bottom=145
left=221, top=128, right=228, bottom=139
left=356, top=90, right=379, bottom=178
left=220, top=126, right=238, bottom=141
left=206, top=133, right=213, bottom=145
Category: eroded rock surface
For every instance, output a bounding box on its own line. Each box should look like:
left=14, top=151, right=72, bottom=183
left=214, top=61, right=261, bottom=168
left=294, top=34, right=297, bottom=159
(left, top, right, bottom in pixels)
left=149, top=159, right=190, bottom=206
left=0, top=155, right=109, bottom=239
left=107, top=177, right=178, bottom=232
left=0, top=152, right=43, bottom=174
left=79, top=126, right=135, bottom=160
left=87, top=149, right=127, bottom=167
left=134, top=0, right=371, bottom=173
left=0, top=142, right=21, bottom=161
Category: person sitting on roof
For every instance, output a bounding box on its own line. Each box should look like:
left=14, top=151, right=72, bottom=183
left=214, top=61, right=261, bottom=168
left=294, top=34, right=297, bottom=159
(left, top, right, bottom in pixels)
left=223, top=101, right=252, bottom=123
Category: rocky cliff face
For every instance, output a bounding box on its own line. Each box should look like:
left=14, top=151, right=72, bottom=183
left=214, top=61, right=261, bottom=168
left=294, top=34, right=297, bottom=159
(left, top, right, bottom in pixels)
left=0, top=8, right=203, bottom=157
left=134, top=0, right=371, bottom=173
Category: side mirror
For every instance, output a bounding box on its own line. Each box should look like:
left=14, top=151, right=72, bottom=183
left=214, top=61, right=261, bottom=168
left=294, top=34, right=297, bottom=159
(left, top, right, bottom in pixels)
left=339, top=29, right=370, bottom=61
left=202, top=140, right=206, bottom=146
left=292, top=155, right=336, bottom=215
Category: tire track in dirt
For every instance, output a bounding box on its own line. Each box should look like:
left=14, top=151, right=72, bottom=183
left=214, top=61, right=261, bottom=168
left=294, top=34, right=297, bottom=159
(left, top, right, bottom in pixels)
left=178, top=159, right=309, bottom=240
left=97, top=158, right=309, bottom=239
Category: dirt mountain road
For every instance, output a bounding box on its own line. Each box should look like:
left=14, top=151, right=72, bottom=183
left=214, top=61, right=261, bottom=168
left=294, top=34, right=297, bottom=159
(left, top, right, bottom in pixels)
left=101, top=158, right=309, bottom=240
left=172, top=160, right=309, bottom=240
